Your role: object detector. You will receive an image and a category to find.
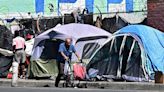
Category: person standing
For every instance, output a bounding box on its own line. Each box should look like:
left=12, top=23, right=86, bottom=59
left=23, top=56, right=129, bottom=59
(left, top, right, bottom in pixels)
left=72, top=8, right=84, bottom=23
left=12, top=30, right=26, bottom=87
left=95, top=16, right=102, bottom=28
left=55, top=38, right=80, bottom=87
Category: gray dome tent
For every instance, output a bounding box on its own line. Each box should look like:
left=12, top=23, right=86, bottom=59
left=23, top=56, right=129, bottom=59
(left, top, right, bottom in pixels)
left=29, top=23, right=111, bottom=78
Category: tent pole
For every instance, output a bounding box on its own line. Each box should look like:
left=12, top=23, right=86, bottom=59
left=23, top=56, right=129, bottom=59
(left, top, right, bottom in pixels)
left=109, top=38, right=115, bottom=52
left=114, top=39, right=117, bottom=53
left=106, top=38, right=115, bottom=73
left=117, top=35, right=127, bottom=78
left=140, top=43, right=149, bottom=81
left=127, top=39, right=136, bottom=63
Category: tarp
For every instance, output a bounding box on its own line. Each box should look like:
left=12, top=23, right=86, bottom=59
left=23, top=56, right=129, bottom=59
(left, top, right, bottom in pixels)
left=0, top=48, right=13, bottom=56
left=28, top=59, right=58, bottom=78
left=0, top=54, right=12, bottom=78
left=102, top=16, right=128, bottom=33
left=0, top=25, right=13, bottom=51
left=116, top=25, right=164, bottom=74
left=25, top=39, right=34, bottom=56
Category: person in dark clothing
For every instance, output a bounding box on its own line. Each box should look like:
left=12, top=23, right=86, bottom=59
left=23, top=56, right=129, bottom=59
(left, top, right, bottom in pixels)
left=55, top=38, right=80, bottom=87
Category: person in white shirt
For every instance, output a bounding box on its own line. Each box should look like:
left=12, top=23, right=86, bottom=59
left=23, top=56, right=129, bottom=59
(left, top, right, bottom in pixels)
left=12, top=30, right=26, bottom=87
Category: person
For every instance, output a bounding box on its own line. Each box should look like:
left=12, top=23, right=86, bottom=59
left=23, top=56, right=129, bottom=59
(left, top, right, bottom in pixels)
left=12, top=30, right=26, bottom=87
left=95, top=16, right=102, bottom=28
left=72, top=8, right=83, bottom=23
left=55, top=38, right=80, bottom=87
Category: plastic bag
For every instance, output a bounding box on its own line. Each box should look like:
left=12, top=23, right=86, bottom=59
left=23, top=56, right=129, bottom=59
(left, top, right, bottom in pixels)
left=64, top=61, right=71, bottom=75
left=88, top=68, right=99, bottom=78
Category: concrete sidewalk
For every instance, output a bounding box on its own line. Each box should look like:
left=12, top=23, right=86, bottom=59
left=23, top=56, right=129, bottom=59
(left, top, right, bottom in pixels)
left=0, top=79, right=164, bottom=90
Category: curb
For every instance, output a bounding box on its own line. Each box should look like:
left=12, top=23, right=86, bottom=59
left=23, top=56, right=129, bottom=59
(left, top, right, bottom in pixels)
left=0, top=79, right=164, bottom=90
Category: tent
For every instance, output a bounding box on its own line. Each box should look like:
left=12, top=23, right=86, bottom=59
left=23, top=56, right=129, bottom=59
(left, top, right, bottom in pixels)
left=0, top=25, right=13, bottom=51
left=87, top=25, right=164, bottom=82
left=102, top=16, right=128, bottom=33
left=0, top=54, right=12, bottom=78
left=29, top=23, right=111, bottom=78
left=0, top=25, right=13, bottom=77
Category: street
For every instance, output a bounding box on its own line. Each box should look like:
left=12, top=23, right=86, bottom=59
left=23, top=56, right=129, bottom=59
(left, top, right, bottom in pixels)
left=0, top=87, right=162, bottom=92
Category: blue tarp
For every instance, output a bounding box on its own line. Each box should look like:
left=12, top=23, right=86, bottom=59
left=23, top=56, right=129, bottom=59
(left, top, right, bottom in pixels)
left=117, top=25, right=164, bottom=74
left=35, top=0, right=44, bottom=13
left=59, top=0, right=77, bottom=3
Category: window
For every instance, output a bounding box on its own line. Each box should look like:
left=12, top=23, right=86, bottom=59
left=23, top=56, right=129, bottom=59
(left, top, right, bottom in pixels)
left=82, top=43, right=100, bottom=59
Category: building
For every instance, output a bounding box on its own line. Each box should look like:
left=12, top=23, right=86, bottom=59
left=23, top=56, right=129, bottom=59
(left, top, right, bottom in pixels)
left=148, top=0, right=164, bottom=32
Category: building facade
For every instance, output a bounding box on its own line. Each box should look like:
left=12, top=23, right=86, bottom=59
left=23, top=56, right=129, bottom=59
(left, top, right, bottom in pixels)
left=148, top=0, right=164, bottom=32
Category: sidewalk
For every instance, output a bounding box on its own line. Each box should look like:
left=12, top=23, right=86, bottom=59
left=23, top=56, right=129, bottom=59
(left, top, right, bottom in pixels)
left=1, top=78, right=164, bottom=90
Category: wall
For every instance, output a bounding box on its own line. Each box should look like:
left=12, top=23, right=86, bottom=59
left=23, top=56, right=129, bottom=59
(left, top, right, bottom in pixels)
left=0, top=0, right=147, bottom=19
left=148, top=0, right=164, bottom=32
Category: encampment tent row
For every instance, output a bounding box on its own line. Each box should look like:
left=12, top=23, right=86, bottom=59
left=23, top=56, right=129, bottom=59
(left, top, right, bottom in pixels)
left=0, top=23, right=163, bottom=82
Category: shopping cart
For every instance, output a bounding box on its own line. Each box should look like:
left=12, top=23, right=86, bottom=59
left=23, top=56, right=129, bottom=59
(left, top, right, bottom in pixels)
left=63, top=59, right=87, bottom=88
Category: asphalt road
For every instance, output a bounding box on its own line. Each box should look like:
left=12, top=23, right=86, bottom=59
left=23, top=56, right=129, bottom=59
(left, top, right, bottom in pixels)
left=0, top=87, right=162, bottom=92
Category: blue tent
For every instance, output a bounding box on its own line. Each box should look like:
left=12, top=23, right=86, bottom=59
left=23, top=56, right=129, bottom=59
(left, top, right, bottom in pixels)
left=116, top=25, right=164, bottom=75
left=87, top=25, right=163, bottom=82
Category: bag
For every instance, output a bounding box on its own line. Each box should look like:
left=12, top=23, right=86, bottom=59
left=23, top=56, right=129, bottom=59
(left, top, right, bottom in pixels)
left=64, top=61, right=71, bottom=75
left=7, top=72, right=12, bottom=79
left=73, top=63, right=86, bottom=80
left=88, top=68, right=99, bottom=78
left=7, top=67, right=13, bottom=79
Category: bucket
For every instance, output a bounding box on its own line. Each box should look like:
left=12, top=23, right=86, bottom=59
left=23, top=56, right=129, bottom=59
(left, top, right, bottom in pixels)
left=155, top=71, right=164, bottom=84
